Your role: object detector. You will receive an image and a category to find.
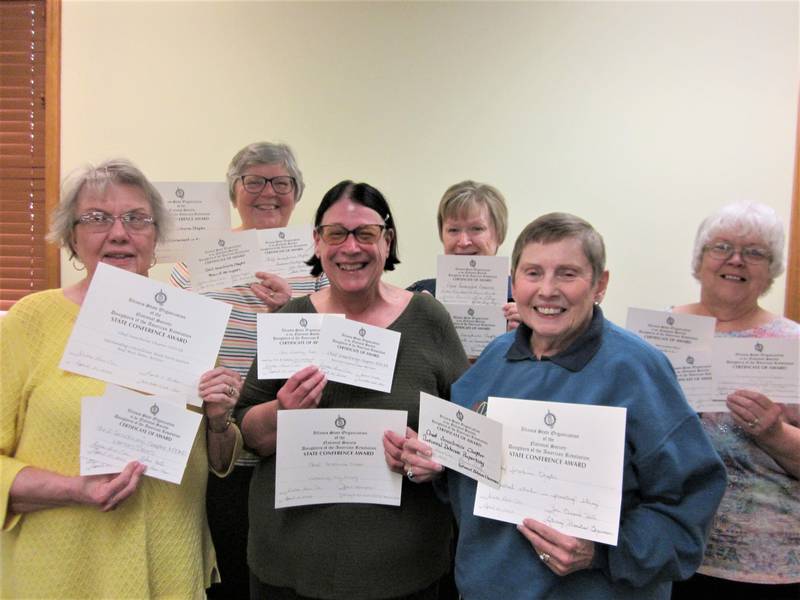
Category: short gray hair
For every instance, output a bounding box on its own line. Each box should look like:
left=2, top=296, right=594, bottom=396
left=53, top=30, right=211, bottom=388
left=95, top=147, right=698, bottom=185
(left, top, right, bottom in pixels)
left=437, top=180, right=508, bottom=245
left=511, top=212, right=606, bottom=285
left=48, top=158, right=170, bottom=259
left=226, top=141, right=305, bottom=205
left=691, top=201, right=785, bottom=284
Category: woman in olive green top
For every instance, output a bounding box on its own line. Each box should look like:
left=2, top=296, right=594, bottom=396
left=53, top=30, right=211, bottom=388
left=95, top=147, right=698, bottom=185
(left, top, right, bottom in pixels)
left=235, top=180, right=469, bottom=600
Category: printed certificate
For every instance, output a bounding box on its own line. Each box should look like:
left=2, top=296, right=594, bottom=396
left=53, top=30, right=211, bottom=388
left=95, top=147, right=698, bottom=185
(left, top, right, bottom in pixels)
left=152, top=182, right=230, bottom=264
left=625, top=308, right=716, bottom=353
left=257, top=224, right=315, bottom=278
left=80, top=385, right=202, bottom=484
left=435, top=255, right=509, bottom=306
left=316, top=317, right=401, bottom=393
left=711, top=337, right=799, bottom=408
left=256, top=313, right=343, bottom=379
left=625, top=308, right=716, bottom=410
left=275, top=408, right=407, bottom=508
left=442, top=303, right=506, bottom=357
left=60, top=263, right=231, bottom=406
left=473, top=397, right=626, bottom=545
left=184, top=229, right=264, bottom=292
left=418, top=392, right=503, bottom=488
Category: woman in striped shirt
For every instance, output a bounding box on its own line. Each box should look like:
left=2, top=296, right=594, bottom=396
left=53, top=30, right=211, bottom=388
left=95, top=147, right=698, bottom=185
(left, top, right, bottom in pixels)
left=170, top=142, right=327, bottom=600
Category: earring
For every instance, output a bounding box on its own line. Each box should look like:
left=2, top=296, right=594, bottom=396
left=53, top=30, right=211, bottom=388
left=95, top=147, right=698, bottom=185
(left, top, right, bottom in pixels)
left=71, top=257, right=85, bottom=272
left=150, top=255, right=158, bottom=268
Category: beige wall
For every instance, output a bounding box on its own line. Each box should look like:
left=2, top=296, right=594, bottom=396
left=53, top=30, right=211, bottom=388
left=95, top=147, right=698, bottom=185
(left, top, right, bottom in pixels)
left=61, top=1, right=798, bottom=324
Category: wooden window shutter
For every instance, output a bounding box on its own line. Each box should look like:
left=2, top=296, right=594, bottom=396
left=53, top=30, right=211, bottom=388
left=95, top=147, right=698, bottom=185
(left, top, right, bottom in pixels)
left=0, top=0, right=60, bottom=311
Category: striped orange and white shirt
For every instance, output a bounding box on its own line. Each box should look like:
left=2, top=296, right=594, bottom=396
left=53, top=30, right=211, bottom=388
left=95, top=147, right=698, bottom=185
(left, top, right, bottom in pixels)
left=169, top=261, right=328, bottom=466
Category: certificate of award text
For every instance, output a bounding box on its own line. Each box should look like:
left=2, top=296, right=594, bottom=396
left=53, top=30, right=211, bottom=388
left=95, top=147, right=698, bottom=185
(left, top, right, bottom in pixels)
left=418, top=392, right=503, bottom=487
left=711, top=337, right=799, bottom=408
left=316, top=317, right=401, bottom=393
left=625, top=308, right=716, bottom=410
left=153, top=182, right=230, bottom=264
left=184, top=229, right=264, bottom=292
left=80, top=385, right=202, bottom=484
left=473, top=397, right=626, bottom=545
left=60, top=263, right=231, bottom=405
left=275, top=408, right=407, bottom=508
left=257, top=224, right=315, bottom=278
left=435, top=255, right=509, bottom=306
left=442, top=303, right=506, bottom=358
left=257, top=313, right=343, bottom=379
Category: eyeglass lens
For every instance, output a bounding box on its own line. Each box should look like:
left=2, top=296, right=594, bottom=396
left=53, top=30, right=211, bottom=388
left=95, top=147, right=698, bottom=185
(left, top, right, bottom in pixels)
left=76, top=211, right=153, bottom=231
left=319, top=224, right=385, bottom=245
left=707, top=242, right=769, bottom=263
left=242, top=175, right=294, bottom=195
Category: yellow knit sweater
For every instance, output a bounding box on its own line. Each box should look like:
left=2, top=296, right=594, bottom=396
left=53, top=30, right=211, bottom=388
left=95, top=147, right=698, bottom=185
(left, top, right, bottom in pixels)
left=1, top=289, right=218, bottom=599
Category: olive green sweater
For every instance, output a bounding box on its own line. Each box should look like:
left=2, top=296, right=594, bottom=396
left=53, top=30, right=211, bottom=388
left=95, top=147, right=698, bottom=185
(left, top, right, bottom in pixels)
left=236, top=293, right=469, bottom=599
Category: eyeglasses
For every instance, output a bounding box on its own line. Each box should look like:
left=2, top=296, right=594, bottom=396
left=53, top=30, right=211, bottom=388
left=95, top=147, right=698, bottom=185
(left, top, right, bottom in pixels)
left=316, top=224, right=387, bottom=245
left=240, top=174, right=296, bottom=195
left=704, top=241, right=771, bottom=265
left=74, top=211, right=155, bottom=233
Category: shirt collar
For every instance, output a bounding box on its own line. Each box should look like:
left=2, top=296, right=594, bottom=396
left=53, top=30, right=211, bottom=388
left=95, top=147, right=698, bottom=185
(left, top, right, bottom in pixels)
left=505, top=306, right=605, bottom=372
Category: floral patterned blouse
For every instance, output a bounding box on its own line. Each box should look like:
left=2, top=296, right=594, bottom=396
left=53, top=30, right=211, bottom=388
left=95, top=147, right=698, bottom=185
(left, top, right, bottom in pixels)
left=698, top=317, right=800, bottom=584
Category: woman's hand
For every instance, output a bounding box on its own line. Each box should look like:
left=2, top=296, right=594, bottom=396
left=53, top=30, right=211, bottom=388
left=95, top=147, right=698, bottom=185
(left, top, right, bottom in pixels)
left=503, top=301, right=521, bottom=331
left=10, top=462, right=146, bottom=516
left=727, top=389, right=800, bottom=478
left=77, top=461, right=147, bottom=512
left=199, top=367, right=242, bottom=430
left=252, top=272, right=292, bottom=311
left=517, top=518, right=595, bottom=576
left=726, top=389, right=783, bottom=437
left=277, top=365, right=327, bottom=411
left=383, top=428, right=443, bottom=483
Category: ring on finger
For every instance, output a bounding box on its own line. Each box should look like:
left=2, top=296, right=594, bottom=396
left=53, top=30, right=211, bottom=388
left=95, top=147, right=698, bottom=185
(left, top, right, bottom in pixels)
left=406, top=468, right=415, bottom=481
left=748, top=417, right=759, bottom=428
left=538, top=552, right=551, bottom=564
left=226, top=385, right=236, bottom=398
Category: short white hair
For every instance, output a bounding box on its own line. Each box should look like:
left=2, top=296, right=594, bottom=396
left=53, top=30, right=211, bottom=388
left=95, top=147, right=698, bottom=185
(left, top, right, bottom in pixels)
left=691, top=201, right=785, bottom=287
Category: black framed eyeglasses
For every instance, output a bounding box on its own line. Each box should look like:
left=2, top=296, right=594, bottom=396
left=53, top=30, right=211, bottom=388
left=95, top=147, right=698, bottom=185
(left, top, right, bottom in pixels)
left=73, top=210, right=155, bottom=233
left=239, top=174, right=296, bottom=195
left=703, top=241, right=771, bottom=265
left=316, top=224, right=387, bottom=245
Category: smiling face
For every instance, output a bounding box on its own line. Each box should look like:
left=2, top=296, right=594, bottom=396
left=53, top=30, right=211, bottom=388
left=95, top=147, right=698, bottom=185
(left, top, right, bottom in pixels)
left=71, top=183, right=157, bottom=279
left=512, top=237, right=608, bottom=357
left=234, top=162, right=297, bottom=230
left=441, top=203, right=499, bottom=256
left=313, top=197, right=391, bottom=295
left=697, top=230, right=772, bottom=310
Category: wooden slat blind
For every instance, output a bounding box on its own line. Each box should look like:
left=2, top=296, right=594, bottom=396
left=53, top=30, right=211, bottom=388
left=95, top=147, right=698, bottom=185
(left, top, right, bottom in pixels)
left=0, top=0, right=58, bottom=311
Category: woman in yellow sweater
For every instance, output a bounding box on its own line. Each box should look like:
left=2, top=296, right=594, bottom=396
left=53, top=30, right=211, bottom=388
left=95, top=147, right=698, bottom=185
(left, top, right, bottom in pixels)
left=1, top=159, right=241, bottom=598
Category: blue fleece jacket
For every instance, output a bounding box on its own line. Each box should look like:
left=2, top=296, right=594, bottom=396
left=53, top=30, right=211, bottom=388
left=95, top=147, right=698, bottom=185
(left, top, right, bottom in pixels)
left=446, top=308, right=726, bottom=600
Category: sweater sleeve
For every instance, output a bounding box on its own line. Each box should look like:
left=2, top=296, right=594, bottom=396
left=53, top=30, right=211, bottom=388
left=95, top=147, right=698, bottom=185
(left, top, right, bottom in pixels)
left=594, top=356, right=727, bottom=586
left=1, top=301, right=37, bottom=531
left=431, top=299, right=469, bottom=400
